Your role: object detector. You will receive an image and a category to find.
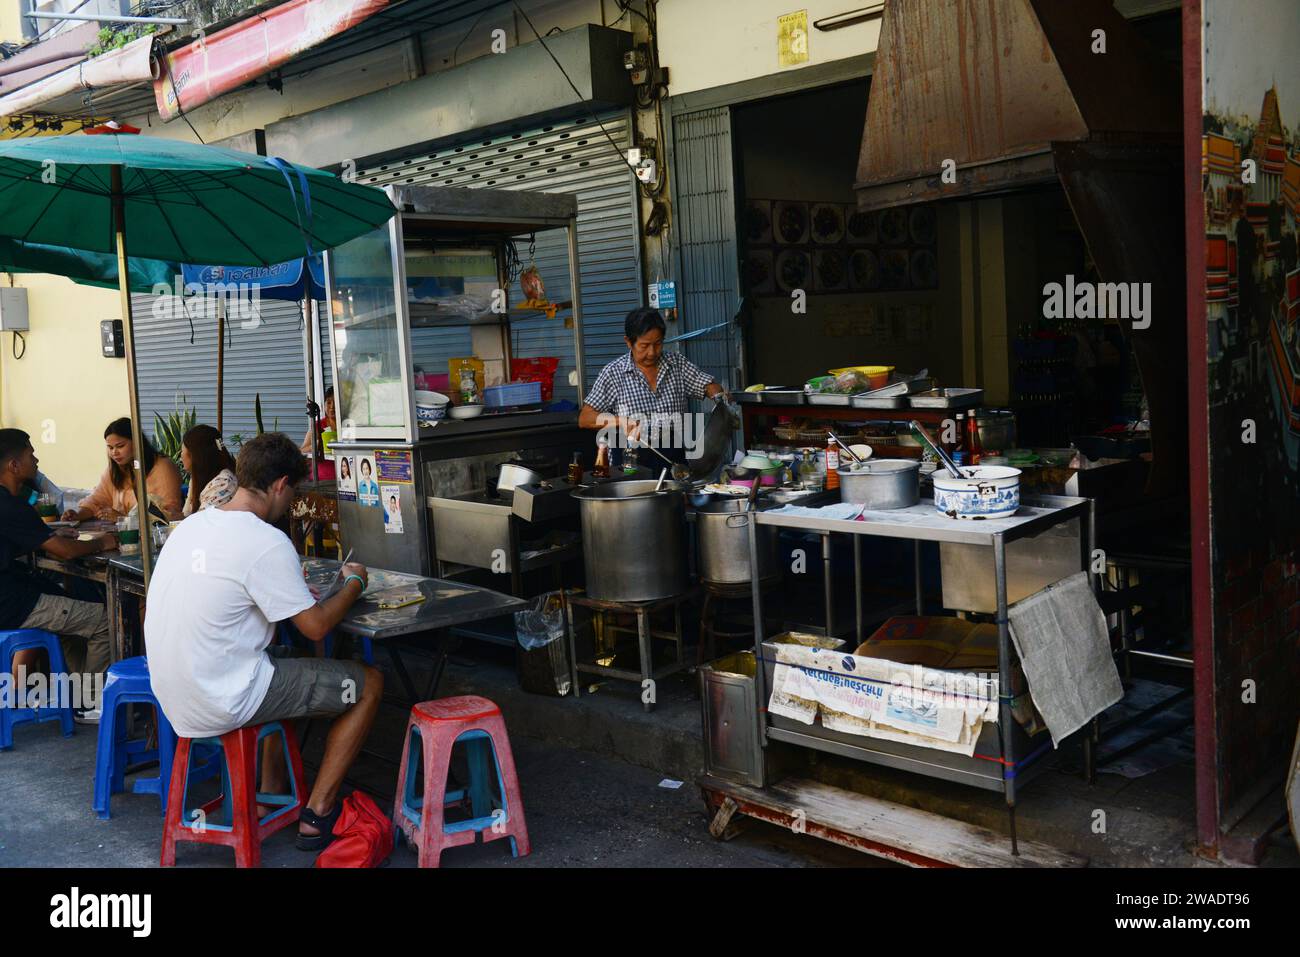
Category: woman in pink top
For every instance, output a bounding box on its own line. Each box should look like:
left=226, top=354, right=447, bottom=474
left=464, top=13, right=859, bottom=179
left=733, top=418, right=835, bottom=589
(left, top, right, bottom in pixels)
left=298, top=386, right=336, bottom=481
left=63, top=418, right=184, bottom=523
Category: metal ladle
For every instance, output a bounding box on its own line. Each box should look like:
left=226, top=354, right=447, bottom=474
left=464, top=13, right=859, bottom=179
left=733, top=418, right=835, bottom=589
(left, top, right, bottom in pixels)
left=827, top=431, right=865, bottom=466
left=641, top=441, right=691, bottom=482
left=908, top=420, right=964, bottom=479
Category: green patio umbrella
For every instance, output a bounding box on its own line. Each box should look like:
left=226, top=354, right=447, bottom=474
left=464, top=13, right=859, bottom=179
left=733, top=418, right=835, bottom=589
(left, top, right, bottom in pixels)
left=0, top=237, right=178, bottom=292
left=0, top=133, right=396, bottom=585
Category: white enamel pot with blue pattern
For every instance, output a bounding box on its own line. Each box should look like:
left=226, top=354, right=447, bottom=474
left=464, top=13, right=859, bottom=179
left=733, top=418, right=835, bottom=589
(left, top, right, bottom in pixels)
left=931, top=466, right=1021, bottom=520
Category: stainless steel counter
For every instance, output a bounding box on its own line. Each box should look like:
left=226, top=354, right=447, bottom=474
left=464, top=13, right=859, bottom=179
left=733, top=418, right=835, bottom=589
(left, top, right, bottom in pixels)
left=744, top=492, right=1097, bottom=856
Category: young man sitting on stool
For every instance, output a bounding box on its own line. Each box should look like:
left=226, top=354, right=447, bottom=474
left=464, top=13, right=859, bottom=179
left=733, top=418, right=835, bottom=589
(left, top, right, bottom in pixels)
left=146, top=432, right=383, bottom=850
left=0, top=428, right=118, bottom=722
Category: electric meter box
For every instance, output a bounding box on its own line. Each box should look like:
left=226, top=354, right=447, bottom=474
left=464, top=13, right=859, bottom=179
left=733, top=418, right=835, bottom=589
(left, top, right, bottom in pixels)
left=0, top=288, right=29, bottom=331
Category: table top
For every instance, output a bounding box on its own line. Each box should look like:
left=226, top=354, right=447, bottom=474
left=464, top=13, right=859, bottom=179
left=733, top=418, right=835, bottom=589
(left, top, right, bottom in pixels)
left=300, top=558, right=526, bottom=640
left=754, top=493, right=1091, bottom=546
left=37, top=548, right=525, bottom=642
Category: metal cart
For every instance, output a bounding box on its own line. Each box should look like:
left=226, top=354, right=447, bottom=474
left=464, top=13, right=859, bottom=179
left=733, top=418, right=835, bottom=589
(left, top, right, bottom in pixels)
left=745, top=493, right=1097, bottom=855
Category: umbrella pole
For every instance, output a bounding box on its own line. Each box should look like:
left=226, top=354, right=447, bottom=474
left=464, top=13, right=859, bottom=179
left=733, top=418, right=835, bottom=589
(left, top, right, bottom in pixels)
left=112, top=164, right=154, bottom=588
left=303, top=296, right=317, bottom=483
left=216, top=298, right=225, bottom=432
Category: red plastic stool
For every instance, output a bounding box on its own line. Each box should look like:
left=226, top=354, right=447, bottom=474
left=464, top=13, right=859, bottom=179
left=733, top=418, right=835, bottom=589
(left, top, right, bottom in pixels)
left=393, top=696, right=531, bottom=868
left=160, top=722, right=306, bottom=868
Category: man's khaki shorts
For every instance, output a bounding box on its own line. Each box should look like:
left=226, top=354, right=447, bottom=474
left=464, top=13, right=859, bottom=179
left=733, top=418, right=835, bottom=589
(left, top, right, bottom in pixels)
left=245, top=646, right=367, bottom=726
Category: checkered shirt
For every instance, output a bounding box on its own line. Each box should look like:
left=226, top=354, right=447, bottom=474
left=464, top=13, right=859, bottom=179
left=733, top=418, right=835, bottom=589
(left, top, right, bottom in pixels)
left=584, top=350, right=715, bottom=417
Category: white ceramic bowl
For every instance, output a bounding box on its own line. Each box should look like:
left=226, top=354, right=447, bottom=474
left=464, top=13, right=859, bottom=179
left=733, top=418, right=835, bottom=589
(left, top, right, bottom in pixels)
left=931, top=465, right=1021, bottom=519
left=449, top=403, right=484, bottom=420
left=415, top=390, right=450, bottom=422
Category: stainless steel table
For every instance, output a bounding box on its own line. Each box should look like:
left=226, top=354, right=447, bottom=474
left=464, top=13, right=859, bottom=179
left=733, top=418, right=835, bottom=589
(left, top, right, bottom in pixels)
left=748, top=493, right=1097, bottom=856
left=298, top=557, right=527, bottom=704
left=37, top=550, right=526, bottom=703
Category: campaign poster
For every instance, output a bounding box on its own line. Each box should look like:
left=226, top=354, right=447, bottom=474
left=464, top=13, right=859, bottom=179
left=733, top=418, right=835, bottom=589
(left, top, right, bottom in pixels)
left=381, top=485, right=404, bottom=534
left=357, top=455, right=380, bottom=507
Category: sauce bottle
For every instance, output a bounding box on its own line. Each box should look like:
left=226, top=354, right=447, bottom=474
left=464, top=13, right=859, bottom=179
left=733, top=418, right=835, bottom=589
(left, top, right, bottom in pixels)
left=593, top=439, right=611, bottom=479
left=965, top=410, right=983, bottom=465
left=568, top=452, right=583, bottom=485
left=825, top=439, right=840, bottom=491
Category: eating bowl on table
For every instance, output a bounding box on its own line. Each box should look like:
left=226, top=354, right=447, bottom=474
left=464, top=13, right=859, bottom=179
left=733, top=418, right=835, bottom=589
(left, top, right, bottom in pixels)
left=449, top=403, right=484, bottom=420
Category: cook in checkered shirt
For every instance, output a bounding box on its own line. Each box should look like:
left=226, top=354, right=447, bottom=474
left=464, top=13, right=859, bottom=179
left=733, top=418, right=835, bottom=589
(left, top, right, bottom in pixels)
left=579, top=307, right=727, bottom=460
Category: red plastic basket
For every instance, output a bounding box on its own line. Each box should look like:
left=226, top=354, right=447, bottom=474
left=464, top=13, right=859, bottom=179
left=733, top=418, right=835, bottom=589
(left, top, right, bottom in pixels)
left=510, top=356, right=560, bottom=401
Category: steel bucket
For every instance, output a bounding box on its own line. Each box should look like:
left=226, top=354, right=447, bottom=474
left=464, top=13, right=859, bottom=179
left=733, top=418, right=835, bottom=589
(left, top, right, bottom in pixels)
left=695, top=496, right=777, bottom=584
left=572, top=480, right=687, bottom=601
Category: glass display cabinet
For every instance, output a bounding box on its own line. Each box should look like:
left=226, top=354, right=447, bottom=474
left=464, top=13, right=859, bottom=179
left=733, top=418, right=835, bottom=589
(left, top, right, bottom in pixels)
left=324, top=185, right=591, bottom=575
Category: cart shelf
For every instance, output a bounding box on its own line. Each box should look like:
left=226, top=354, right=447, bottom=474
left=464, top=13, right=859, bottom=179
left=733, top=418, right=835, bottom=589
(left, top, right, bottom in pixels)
left=744, top=492, right=1097, bottom=856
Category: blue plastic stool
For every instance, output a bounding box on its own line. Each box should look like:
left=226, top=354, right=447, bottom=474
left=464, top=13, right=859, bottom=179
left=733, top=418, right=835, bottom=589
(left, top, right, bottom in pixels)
left=92, top=656, right=177, bottom=819
left=324, top=631, right=374, bottom=665
left=278, top=622, right=373, bottom=665
left=0, top=629, right=75, bottom=750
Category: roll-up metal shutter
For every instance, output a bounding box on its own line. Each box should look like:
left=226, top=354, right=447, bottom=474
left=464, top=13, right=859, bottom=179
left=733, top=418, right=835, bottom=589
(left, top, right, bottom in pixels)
left=355, top=111, right=642, bottom=401
left=670, top=106, right=743, bottom=391
left=131, top=293, right=317, bottom=448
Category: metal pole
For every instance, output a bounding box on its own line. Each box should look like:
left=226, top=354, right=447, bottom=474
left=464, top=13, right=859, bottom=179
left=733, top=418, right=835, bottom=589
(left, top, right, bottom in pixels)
left=994, top=534, right=1016, bottom=855
left=914, top=540, right=924, bottom=615
left=748, top=511, right=768, bottom=742
left=565, top=217, right=586, bottom=403
left=302, top=296, right=318, bottom=482
left=216, top=297, right=225, bottom=433
left=853, top=534, right=863, bottom=646
left=822, top=532, right=834, bottom=638
left=25, top=11, right=189, bottom=23
left=112, top=164, right=153, bottom=588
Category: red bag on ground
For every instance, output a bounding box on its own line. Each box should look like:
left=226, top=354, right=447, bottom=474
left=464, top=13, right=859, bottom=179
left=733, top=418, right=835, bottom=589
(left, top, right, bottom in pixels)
left=314, top=791, right=394, bottom=868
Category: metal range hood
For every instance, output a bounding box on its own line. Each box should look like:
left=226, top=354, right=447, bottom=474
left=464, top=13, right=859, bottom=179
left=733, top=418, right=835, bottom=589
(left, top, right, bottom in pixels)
left=854, top=0, right=1187, bottom=499
left=854, top=0, right=1180, bottom=210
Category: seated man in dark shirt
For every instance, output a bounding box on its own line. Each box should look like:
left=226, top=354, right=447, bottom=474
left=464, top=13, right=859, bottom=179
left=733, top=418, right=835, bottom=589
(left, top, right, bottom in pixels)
left=0, top=429, right=118, bottom=720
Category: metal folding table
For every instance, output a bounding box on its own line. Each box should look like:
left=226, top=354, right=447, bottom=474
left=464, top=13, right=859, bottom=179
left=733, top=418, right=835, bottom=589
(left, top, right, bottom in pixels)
left=746, top=493, right=1097, bottom=855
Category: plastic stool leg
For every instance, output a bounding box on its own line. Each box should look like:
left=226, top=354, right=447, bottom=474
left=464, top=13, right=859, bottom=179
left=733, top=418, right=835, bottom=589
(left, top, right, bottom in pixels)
left=92, top=693, right=120, bottom=820
left=481, top=715, right=531, bottom=858
left=416, top=725, right=455, bottom=869
left=465, top=734, right=493, bottom=820
left=225, top=730, right=261, bottom=868
left=160, top=737, right=192, bottom=867
left=151, top=707, right=178, bottom=816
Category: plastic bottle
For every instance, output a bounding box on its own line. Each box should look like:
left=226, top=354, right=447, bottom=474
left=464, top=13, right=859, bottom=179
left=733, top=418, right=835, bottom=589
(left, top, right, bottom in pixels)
left=459, top=366, right=479, bottom=405
left=593, top=439, right=611, bottom=479
left=825, top=439, right=840, bottom=491
left=568, top=452, right=583, bottom=485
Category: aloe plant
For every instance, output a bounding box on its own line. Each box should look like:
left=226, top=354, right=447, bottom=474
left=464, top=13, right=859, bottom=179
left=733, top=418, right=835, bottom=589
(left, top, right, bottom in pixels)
left=153, top=398, right=197, bottom=477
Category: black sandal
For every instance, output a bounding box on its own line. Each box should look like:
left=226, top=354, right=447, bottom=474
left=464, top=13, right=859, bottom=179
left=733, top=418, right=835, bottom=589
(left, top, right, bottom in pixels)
left=296, top=804, right=342, bottom=851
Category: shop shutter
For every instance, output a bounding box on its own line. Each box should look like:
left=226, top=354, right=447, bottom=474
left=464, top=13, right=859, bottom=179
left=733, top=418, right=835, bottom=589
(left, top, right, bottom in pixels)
left=355, top=111, right=641, bottom=401
left=131, top=293, right=318, bottom=450
left=669, top=106, right=743, bottom=390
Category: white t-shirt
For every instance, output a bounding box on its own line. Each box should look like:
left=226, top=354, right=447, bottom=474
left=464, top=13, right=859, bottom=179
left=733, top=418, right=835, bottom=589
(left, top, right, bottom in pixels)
left=145, top=507, right=316, bottom=738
